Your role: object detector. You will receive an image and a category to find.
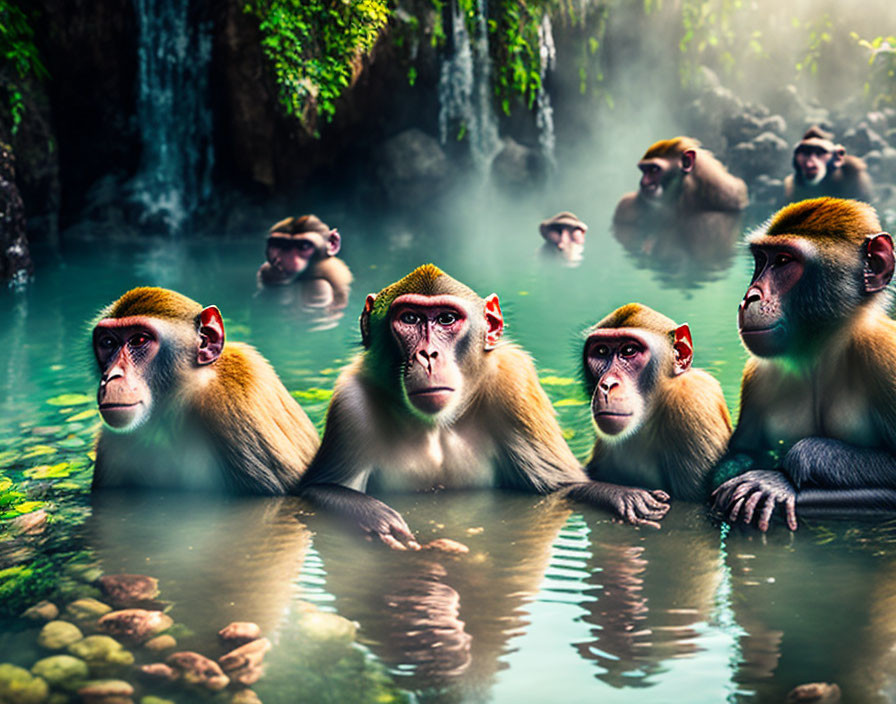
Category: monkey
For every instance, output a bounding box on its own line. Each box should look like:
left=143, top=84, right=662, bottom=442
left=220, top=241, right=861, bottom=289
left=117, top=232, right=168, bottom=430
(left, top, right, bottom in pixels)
left=784, top=126, right=874, bottom=204
left=583, top=304, right=732, bottom=502
left=257, top=214, right=353, bottom=313
left=711, top=197, right=896, bottom=531
left=91, top=286, right=319, bottom=494
left=538, top=211, right=587, bottom=267
left=296, top=264, right=670, bottom=548
left=612, top=136, right=749, bottom=226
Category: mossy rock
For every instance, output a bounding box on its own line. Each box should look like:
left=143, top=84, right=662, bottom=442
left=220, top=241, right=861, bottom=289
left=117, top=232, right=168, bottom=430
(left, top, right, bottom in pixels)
left=0, top=663, right=50, bottom=704
left=31, top=655, right=89, bottom=691
left=37, top=620, right=83, bottom=650
left=68, top=635, right=134, bottom=667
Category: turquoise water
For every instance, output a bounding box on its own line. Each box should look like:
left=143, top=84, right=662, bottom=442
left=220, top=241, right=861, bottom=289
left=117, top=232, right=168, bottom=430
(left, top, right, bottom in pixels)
left=3, top=181, right=896, bottom=703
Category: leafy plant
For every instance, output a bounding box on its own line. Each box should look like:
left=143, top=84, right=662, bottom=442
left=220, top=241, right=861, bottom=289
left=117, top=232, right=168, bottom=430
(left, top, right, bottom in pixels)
left=0, top=0, right=47, bottom=134
left=244, top=0, right=391, bottom=134
left=851, top=32, right=896, bottom=108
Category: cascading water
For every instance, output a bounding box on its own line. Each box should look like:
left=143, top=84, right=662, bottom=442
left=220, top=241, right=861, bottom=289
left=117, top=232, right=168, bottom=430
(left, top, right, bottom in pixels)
left=131, top=0, right=213, bottom=233
left=437, top=0, right=501, bottom=172
left=536, top=13, right=557, bottom=170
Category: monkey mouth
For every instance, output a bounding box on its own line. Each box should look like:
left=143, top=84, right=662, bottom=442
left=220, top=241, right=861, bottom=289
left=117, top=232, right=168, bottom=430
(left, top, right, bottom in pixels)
left=99, top=402, right=144, bottom=429
left=407, top=387, right=455, bottom=414
left=593, top=411, right=634, bottom=436
left=739, top=324, right=787, bottom=357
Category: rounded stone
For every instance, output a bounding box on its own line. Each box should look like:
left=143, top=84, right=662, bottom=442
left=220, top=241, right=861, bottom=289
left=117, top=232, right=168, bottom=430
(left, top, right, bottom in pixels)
left=0, top=663, right=50, bottom=704
left=144, top=635, right=176, bottom=652
left=77, top=678, right=134, bottom=697
left=31, top=655, right=89, bottom=690
left=98, top=609, right=173, bottom=642
left=68, top=635, right=135, bottom=666
left=298, top=612, right=357, bottom=647
left=218, top=621, right=262, bottom=646
left=99, top=574, right=160, bottom=608
left=38, top=620, right=84, bottom=650
left=22, top=601, right=59, bottom=622
left=65, top=598, right=113, bottom=622
left=166, top=651, right=229, bottom=691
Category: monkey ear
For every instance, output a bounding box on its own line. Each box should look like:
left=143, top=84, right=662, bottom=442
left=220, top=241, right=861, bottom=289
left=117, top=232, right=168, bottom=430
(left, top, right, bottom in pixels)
left=671, top=324, right=693, bottom=376
left=360, top=294, right=376, bottom=347
left=864, top=233, right=895, bottom=294
left=680, top=149, right=697, bottom=174
left=326, top=229, right=341, bottom=257
left=483, top=294, right=504, bottom=350
left=198, top=306, right=225, bottom=365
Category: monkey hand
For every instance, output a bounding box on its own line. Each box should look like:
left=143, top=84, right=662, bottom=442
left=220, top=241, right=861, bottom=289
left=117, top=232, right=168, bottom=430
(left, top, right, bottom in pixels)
left=608, top=486, right=671, bottom=529
left=711, top=470, right=797, bottom=532
left=357, top=499, right=422, bottom=551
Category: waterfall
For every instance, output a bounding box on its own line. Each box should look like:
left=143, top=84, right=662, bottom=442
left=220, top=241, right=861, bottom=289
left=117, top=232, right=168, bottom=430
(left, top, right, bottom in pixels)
left=536, top=13, right=557, bottom=170
left=437, top=0, right=501, bottom=171
left=131, top=0, right=213, bottom=233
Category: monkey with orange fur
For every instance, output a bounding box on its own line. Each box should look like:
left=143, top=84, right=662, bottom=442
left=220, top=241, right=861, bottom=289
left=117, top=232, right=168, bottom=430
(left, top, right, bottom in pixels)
left=258, top=214, right=353, bottom=312
left=296, top=265, right=670, bottom=549
left=613, top=137, right=748, bottom=225
left=584, top=304, right=732, bottom=502
left=712, top=198, right=896, bottom=530
left=92, top=287, right=319, bottom=494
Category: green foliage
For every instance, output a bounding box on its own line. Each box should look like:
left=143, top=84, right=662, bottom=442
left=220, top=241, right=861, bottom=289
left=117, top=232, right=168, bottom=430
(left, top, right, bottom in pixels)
left=795, top=13, right=833, bottom=77
left=0, top=559, right=57, bottom=617
left=244, top=0, right=391, bottom=134
left=851, top=33, right=896, bottom=108
left=0, top=0, right=47, bottom=134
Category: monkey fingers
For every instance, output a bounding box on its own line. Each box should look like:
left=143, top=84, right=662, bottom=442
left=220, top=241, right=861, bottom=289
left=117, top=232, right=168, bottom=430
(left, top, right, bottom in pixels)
left=360, top=508, right=421, bottom=551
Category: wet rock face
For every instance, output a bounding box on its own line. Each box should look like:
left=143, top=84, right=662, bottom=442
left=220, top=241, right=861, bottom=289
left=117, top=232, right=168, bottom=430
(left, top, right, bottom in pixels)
left=166, top=651, right=230, bottom=691
left=98, top=609, right=173, bottom=643
left=0, top=143, right=33, bottom=287
left=99, top=574, right=161, bottom=609
left=374, top=128, right=454, bottom=208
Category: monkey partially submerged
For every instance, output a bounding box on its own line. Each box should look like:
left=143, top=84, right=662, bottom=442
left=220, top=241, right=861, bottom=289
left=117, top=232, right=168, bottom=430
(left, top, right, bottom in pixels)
left=712, top=198, right=896, bottom=530
left=297, top=265, right=670, bottom=548
left=583, top=304, right=732, bottom=502
left=91, top=287, right=319, bottom=494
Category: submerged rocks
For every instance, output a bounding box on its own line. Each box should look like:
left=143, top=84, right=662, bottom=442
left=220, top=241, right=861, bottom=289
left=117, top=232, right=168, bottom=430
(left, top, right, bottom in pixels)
left=0, top=663, right=49, bottom=704
left=787, top=681, right=841, bottom=703
left=98, top=609, right=173, bottom=642
left=219, top=637, right=271, bottom=686
left=99, top=574, right=160, bottom=609
left=66, top=597, right=113, bottom=623
left=77, top=678, right=134, bottom=704
left=166, top=651, right=230, bottom=691
left=37, top=620, right=84, bottom=650
left=67, top=635, right=135, bottom=668
left=31, top=654, right=89, bottom=691
left=144, top=634, right=177, bottom=652
left=218, top=622, right=262, bottom=646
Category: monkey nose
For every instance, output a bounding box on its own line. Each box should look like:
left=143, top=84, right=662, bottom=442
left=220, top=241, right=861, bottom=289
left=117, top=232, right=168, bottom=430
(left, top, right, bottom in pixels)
left=743, top=287, right=762, bottom=308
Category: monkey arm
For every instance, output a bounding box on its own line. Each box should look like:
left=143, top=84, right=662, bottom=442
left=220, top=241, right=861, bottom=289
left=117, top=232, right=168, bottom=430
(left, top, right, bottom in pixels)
left=711, top=470, right=797, bottom=532
left=783, top=437, right=896, bottom=490
left=299, top=484, right=420, bottom=551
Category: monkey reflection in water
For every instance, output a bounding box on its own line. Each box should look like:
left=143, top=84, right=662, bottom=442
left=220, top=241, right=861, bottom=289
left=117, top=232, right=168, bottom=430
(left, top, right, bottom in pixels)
left=256, top=214, right=353, bottom=328
left=537, top=211, right=588, bottom=267
left=613, top=137, right=747, bottom=288
left=307, top=492, right=572, bottom=693
left=296, top=264, right=670, bottom=550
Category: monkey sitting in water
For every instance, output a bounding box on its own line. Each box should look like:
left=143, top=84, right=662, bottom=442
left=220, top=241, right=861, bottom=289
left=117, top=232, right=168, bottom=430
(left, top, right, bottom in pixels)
left=257, top=214, right=353, bottom=315
left=582, top=304, right=732, bottom=502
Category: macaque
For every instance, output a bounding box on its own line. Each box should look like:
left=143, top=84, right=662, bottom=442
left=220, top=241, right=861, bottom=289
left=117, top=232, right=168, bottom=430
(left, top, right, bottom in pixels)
left=613, top=137, right=748, bottom=225
left=583, top=304, right=732, bottom=501
left=538, top=211, right=587, bottom=266
left=297, top=265, right=670, bottom=548
left=257, top=214, right=353, bottom=312
left=784, top=126, right=874, bottom=204
left=712, top=197, right=896, bottom=531
left=91, top=287, right=319, bottom=493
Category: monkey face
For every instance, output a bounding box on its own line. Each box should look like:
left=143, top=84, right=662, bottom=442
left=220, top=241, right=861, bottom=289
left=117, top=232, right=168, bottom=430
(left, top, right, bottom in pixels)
left=793, top=145, right=833, bottom=186
left=93, top=319, right=161, bottom=430
left=542, top=226, right=586, bottom=264
left=585, top=331, right=656, bottom=439
left=266, top=234, right=321, bottom=276
left=389, top=294, right=474, bottom=419
left=738, top=243, right=807, bottom=357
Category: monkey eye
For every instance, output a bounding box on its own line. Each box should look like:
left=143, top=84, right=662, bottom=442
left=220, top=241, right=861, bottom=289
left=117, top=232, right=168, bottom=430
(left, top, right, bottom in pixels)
left=130, top=333, right=152, bottom=347
left=435, top=311, right=459, bottom=326
left=96, top=335, right=116, bottom=350
left=591, top=344, right=610, bottom=357
left=399, top=311, right=421, bottom=325
left=773, top=253, right=794, bottom=267
left=296, top=240, right=314, bottom=251
left=620, top=343, right=641, bottom=357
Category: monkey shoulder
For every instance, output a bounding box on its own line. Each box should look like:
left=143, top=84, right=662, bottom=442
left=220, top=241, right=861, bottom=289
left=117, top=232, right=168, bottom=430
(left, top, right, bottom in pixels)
left=612, top=192, right=641, bottom=224
left=310, top=257, right=353, bottom=286
left=661, top=369, right=731, bottom=433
